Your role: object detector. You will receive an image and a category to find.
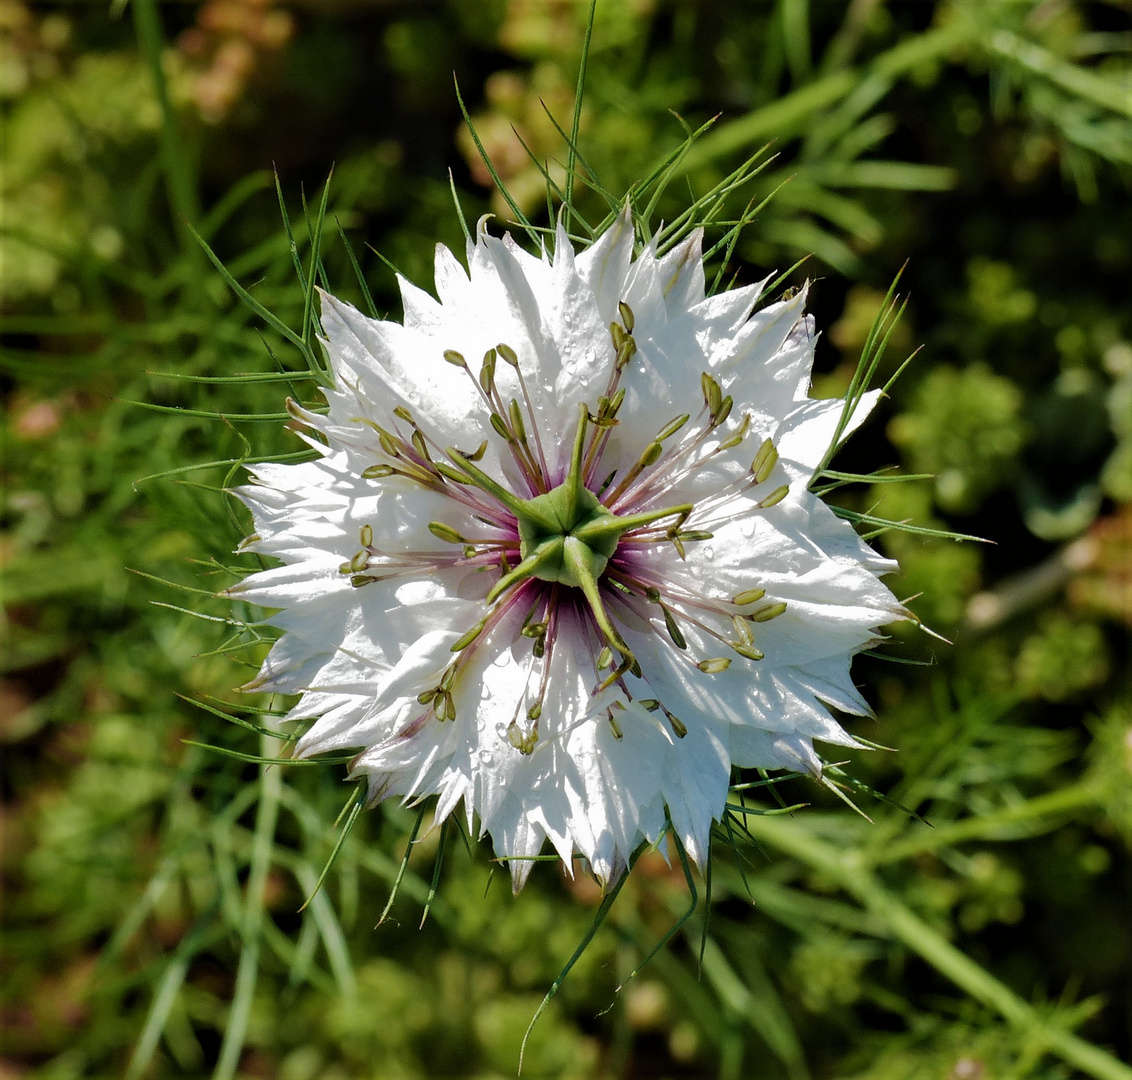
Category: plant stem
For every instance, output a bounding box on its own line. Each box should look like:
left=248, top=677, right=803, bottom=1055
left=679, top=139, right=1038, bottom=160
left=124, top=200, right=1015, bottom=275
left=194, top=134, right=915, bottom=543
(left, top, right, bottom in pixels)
left=743, top=816, right=1132, bottom=1080
left=212, top=736, right=282, bottom=1080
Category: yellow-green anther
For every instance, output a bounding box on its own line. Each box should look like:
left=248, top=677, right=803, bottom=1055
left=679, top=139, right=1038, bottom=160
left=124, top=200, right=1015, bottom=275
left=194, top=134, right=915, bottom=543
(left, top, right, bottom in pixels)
left=360, top=524, right=373, bottom=546
left=607, top=711, right=624, bottom=740
left=749, top=601, right=788, bottom=622
left=697, top=657, right=731, bottom=674
left=521, top=621, right=547, bottom=639
left=616, top=337, right=636, bottom=369
left=429, top=522, right=464, bottom=544
left=733, top=644, right=765, bottom=661
left=639, top=698, right=660, bottom=712
left=757, top=484, right=789, bottom=509
left=411, top=431, right=431, bottom=461
left=435, top=691, right=453, bottom=721
left=527, top=701, right=542, bottom=721
left=608, top=388, right=626, bottom=416
left=733, top=588, right=766, bottom=606
left=480, top=349, right=497, bottom=393
left=362, top=464, right=395, bottom=479
left=646, top=587, right=661, bottom=603
left=379, top=431, right=401, bottom=457
left=701, top=372, right=722, bottom=413
left=439, top=665, right=456, bottom=691
left=350, top=550, right=369, bottom=572
left=664, top=710, right=688, bottom=738
left=597, top=646, right=613, bottom=670
left=678, top=529, right=714, bottom=542
left=350, top=574, right=379, bottom=587
left=463, top=545, right=477, bottom=558
left=751, top=438, right=778, bottom=483
left=465, top=440, right=488, bottom=461
left=338, top=561, right=352, bottom=575
left=451, top=618, right=488, bottom=652
left=532, top=637, right=545, bottom=658
left=394, top=405, right=413, bottom=423
left=508, top=399, right=526, bottom=443
left=443, top=349, right=467, bottom=367
left=670, top=534, right=686, bottom=559
left=617, top=300, right=635, bottom=332
left=731, top=615, right=753, bottom=644
left=663, top=606, right=687, bottom=650
left=713, top=395, right=733, bottom=427
left=639, top=441, right=663, bottom=468
left=490, top=413, right=513, bottom=442
left=610, top=321, right=625, bottom=350
left=657, top=414, right=690, bottom=441
left=418, top=688, right=437, bottom=704
left=508, top=722, right=538, bottom=754
left=497, top=343, right=518, bottom=367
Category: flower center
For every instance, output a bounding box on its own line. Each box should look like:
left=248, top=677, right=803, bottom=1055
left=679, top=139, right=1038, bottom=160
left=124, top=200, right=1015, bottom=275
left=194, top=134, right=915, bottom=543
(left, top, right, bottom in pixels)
left=516, top=484, right=619, bottom=586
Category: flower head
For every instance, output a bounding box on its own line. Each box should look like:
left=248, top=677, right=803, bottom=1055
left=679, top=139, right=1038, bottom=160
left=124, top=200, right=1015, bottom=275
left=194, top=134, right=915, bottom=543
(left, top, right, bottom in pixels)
left=231, top=207, right=905, bottom=890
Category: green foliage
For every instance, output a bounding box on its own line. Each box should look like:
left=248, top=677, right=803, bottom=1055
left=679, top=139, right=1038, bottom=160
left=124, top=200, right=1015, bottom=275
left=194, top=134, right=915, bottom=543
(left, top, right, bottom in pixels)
left=3, top=2, right=1131, bottom=1079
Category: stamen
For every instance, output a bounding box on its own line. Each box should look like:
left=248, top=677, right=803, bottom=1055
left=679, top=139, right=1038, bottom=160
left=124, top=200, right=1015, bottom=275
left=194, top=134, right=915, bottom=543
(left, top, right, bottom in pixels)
left=756, top=484, right=789, bottom=508
left=751, top=438, right=779, bottom=484
left=748, top=601, right=788, bottom=622
left=697, top=657, right=732, bottom=674
left=733, top=588, right=766, bottom=606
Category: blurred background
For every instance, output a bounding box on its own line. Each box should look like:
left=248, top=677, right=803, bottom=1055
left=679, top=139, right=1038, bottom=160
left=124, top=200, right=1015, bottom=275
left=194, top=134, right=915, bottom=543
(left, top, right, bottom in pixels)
left=1, top=1, right=1131, bottom=1078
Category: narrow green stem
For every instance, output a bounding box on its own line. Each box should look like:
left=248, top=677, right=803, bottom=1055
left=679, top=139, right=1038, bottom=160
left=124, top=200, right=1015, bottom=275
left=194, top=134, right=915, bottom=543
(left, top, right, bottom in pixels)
left=867, top=782, right=1104, bottom=866
left=742, top=816, right=1132, bottom=1080
left=212, top=735, right=282, bottom=1080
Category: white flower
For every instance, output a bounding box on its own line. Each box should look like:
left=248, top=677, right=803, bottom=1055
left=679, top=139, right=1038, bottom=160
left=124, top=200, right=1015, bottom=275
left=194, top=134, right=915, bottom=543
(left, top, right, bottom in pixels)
left=230, top=207, right=905, bottom=891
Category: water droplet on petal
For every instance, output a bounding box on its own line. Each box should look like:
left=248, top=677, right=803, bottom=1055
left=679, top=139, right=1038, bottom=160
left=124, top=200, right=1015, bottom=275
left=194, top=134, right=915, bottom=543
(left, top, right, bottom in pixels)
left=495, top=722, right=508, bottom=741
left=481, top=682, right=492, bottom=700
left=703, top=546, right=715, bottom=558
left=478, top=749, right=494, bottom=766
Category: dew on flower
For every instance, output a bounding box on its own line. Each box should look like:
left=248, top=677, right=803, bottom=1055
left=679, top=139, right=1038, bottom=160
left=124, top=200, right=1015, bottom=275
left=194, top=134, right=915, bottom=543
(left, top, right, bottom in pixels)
left=228, top=205, right=907, bottom=891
